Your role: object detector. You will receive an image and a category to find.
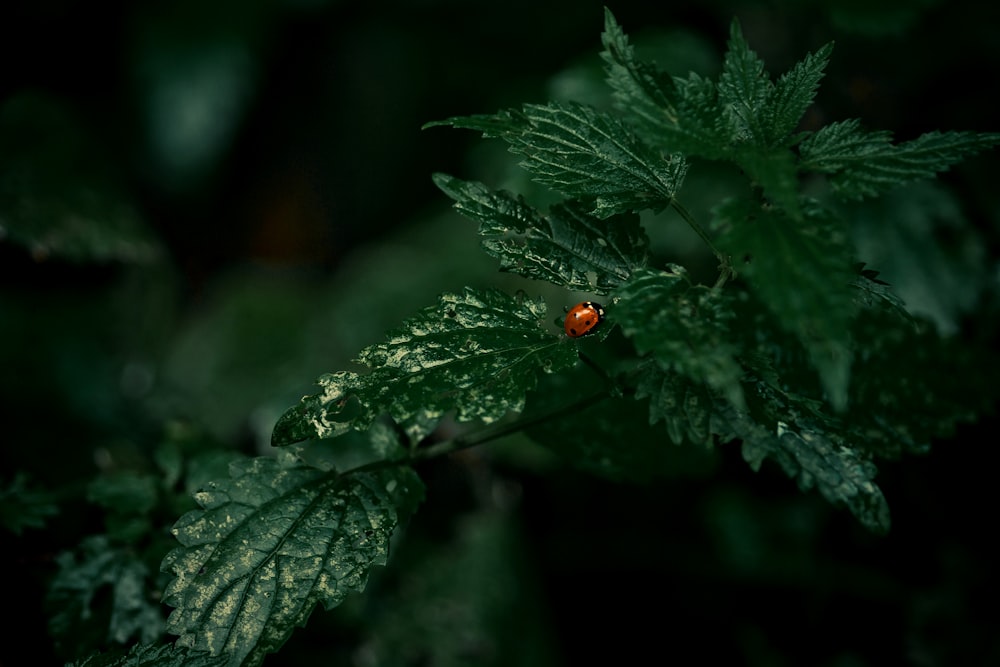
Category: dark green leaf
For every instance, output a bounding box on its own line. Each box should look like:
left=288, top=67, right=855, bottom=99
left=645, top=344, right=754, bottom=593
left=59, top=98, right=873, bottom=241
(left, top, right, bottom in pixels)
left=272, top=288, right=578, bottom=445
left=714, top=198, right=856, bottom=410
left=717, top=398, right=890, bottom=534
left=432, top=173, right=648, bottom=293
left=525, top=364, right=717, bottom=482
left=160, top=450, right=424, bottom=667
left=850, top=263, right=914, bottom=323
left=0, top=472, right=58, bottom=535
left=718, top=19, right=772, bottom=147
left=614, top=265, right=745, bottom=409
left=601, top=9, right=728, bottom=158
left=634, top=364, right=717, bottom=447
left=429, top=101, right=688, bottom=218
left=769, top=42, right=833, bottom=142
left=48, top=536, right=166, bottom=655
left=69, top=643, right=228, bottom=667
left=799, top=120, right=1000, bottom=200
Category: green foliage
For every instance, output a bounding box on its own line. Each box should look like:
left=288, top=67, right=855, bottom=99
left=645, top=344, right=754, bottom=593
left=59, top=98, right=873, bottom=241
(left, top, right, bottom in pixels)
left=68, top=643, right=228, bottom=667
left=272, top=288, right=579, bottom=445
left=10, top=7, right=998, bottom=667
left=161, top=448, right=424, bottom=667
left=0, top=473, right=58, bottom=535
left=250, top=15, right=999, bottom=665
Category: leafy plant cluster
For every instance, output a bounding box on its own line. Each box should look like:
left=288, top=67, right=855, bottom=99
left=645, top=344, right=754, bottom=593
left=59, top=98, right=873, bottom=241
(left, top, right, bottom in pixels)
left=7, top=8, right=998, bottom=667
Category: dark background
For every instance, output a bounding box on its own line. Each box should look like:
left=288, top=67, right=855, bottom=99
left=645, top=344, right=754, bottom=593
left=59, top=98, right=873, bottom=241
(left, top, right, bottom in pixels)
left=2, top=0, right=999, bottom=665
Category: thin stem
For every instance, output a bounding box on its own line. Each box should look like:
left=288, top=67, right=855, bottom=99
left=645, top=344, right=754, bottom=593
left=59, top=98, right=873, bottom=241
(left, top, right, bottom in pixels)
left=670, top=199, right=734, bottom=289
left=340, top=390, right=612, bottom=476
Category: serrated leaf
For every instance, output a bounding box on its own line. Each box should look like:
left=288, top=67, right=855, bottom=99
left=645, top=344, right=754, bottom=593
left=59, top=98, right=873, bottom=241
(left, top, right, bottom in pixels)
left=70, top=643, right=229, bottom=667
left=272, top=288, right=579, bottom=445
left=769, top=42, right=833, bottom=141
left=48, top=535, right=165, bottom=655
left=718, top=403, right=890, bottom=534
left=718, top=19, right=772, bottom=146
left=614, top=265, right=745, bottom=410
left=525, top=364, right=717, bottom=482
left=430, top=101, right=688, bottom=218
left=432, top=173, right=648, bottom=293
left=850, top=263, right=914, bottom=323
left=635, top=364, right=717, bottom=447
left=714, top=198, right=855, bottom=410
left=798, top=120, right=1000, bottom=200
left=160, top=451, right=424, bottom=667
left=848, top=307, right=996, bottom=459
left=600, top=9, right=728, bottom=158
left=0, top=472, right=58, bottom=535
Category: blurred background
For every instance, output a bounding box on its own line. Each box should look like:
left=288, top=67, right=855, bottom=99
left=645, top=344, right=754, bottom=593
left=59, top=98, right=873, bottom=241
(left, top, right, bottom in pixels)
left=2, top=0, right=999, bottom=665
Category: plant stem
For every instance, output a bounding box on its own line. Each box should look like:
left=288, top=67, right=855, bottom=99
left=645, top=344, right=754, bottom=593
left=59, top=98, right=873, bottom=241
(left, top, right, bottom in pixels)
left=670, top=199, right=734, bottom=288
left=340, top=390, right=611, bottom=475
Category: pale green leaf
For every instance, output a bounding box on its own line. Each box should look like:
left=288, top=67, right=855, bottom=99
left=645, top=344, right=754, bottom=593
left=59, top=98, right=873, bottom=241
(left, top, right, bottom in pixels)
left=160, top=451, right=424, bottom=667
left=613, top=265, right=745, bottom=410
left=798, top=120, right=1000, bottom=199
left=432, top=173, right=648, bottom=293
left=429, top=101, right=688, bottom=218
left=272, top=288, right=579, bottom=445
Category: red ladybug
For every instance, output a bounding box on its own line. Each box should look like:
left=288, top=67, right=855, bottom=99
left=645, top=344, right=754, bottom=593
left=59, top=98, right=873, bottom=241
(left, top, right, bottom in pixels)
left=564, top=301, right=605, bottom=338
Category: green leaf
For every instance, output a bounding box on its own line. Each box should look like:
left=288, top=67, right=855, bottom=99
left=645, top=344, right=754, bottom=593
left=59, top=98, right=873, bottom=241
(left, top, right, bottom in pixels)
left=601, top=9, right=728, bottom=158
left=719, top=19, right=832, bottom=148
left=613, top=265, right=745, bottom=410
left=432, top=173, right=648, bottom=293
left=717, top=19, right=772, bottom=147
left=850, top=263, right=914, bottom=324
left=716, top=389, right=890, bottom=534
left=69, top=643, right=228, bottom=667
left=48, top=535, right=166, bottom=655
left=160, top=450, right=424, bottom=667
left=0, top=472, right=58, bottom=535
left=272, top=288, right=579, bottom=445
left=848, top=308, right=997, bottom=459
left=768, top=42, right=833, bottom=142
left=525, top=364, right=717, bottom=482
left=798, top=120, right=1000, bottom=200
left=714, top=198, right=856, bottom=410
left=428, top=101, right=688, bottom=218
left=634, top=364, right=717, bottom=447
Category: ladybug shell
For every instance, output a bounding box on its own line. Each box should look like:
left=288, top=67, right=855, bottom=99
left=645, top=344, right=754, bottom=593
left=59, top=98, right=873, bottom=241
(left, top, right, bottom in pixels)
left=564, top=301, right=605, bottom=338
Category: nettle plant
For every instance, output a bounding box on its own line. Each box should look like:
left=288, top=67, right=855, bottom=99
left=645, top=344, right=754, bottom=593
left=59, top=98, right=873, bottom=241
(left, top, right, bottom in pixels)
left=77, top=9, right=998, bottom=667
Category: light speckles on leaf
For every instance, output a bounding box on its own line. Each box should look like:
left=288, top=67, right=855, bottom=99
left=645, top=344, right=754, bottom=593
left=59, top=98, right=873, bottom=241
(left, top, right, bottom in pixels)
left=272, top=288, right=579, bottom=446
left=161, top=452, right=423, bottom=666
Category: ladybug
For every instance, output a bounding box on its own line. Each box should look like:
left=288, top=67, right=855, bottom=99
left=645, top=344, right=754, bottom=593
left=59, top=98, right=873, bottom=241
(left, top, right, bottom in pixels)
left=564, top=301, right=605, bottom=338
